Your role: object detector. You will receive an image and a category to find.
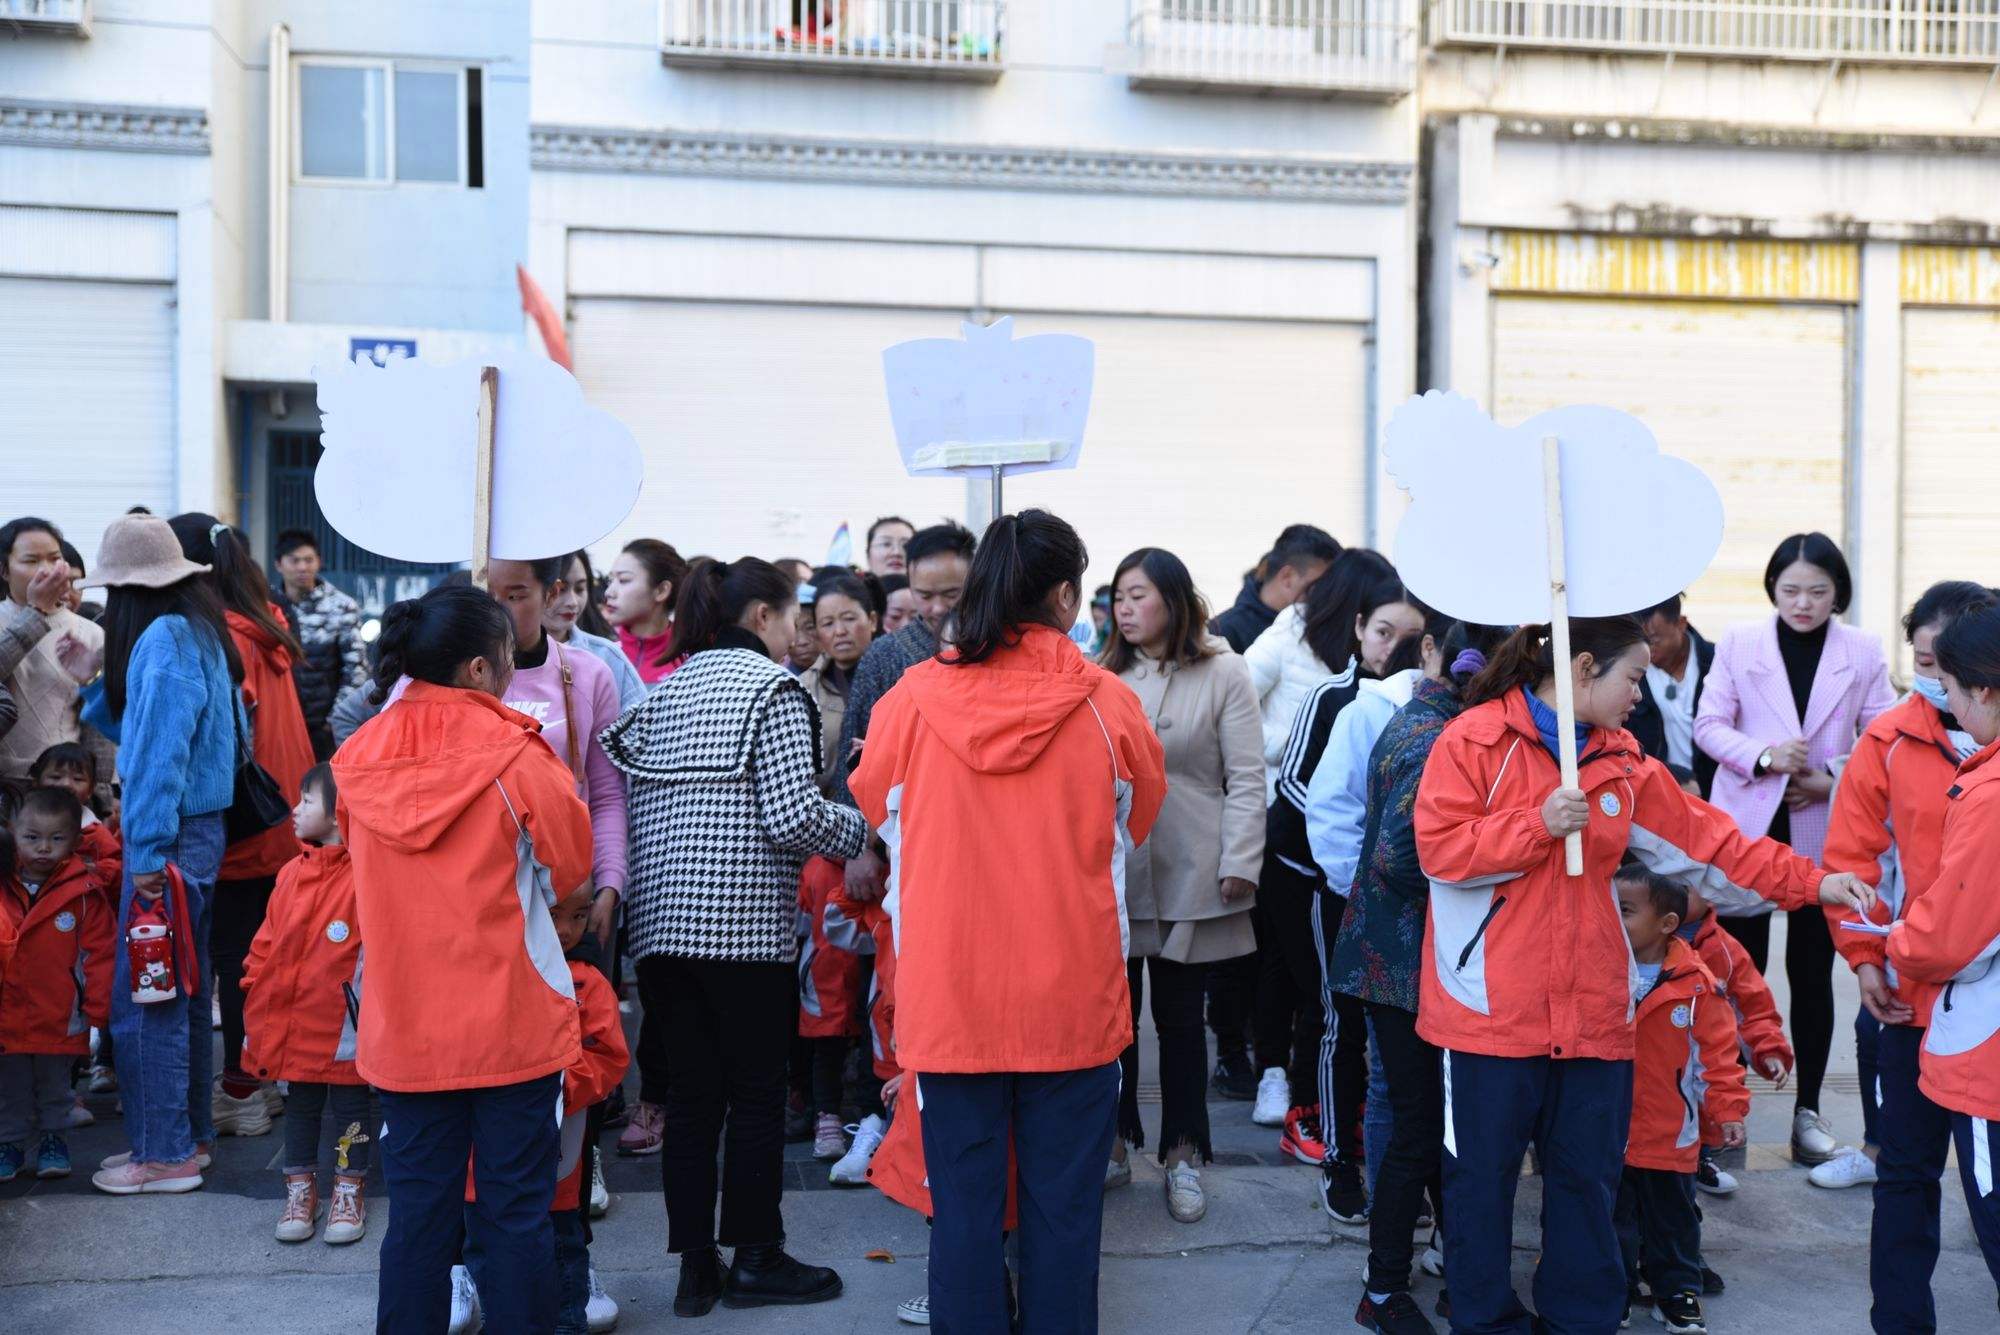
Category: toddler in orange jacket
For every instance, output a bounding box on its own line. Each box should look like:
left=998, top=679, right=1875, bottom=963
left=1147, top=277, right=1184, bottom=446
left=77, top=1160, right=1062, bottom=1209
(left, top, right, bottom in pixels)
left=1679, top=888, right=1793, bottom=1190
left=796, top=856, right=868, bottom=1166
left=0, top=788, right=113, bottom=1182
left=1615, top=864, right=1750, bottom=1335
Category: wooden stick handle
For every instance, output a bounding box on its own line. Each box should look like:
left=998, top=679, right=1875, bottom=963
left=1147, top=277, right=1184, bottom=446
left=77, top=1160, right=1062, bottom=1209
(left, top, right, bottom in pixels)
left=473, top=365, right=498, bottom=590
left=1543, top=434, right=1584, bottom=877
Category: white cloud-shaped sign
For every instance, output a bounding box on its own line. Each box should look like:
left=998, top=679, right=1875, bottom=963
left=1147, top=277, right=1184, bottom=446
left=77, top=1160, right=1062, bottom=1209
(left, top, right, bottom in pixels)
left=882, top=317, right=1094, bottom=478
left=1383, top=392, right=1723, bottom=625
left=314, top=349, right=643, bottom=564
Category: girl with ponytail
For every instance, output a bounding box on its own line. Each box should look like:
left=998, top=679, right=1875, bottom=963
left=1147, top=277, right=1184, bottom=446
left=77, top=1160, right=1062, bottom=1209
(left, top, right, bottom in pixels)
left=1411, top=616, right=1876, bottom=1332
left=167, top=514, right=318, bottom=1132
left=847, top=510, right=1169, bottom=1326
left=599, top=555, right=867, bottom=1313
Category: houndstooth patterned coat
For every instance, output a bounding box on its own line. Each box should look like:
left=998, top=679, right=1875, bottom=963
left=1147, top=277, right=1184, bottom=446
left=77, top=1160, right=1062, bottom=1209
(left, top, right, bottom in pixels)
left=601, top=639, right=868, bottom=963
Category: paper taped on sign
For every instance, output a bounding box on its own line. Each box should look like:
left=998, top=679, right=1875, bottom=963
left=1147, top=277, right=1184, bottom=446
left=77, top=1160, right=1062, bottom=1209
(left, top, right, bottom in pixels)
left=882, top=317, right=1093, bottom=479
left=312, top=349, right=644, bottom=565
left=1382, top=391, right=1725, bottom=626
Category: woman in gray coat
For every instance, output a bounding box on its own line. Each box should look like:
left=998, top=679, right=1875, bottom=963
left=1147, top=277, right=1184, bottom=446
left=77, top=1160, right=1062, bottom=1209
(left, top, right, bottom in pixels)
left=1102, top=547, right=1266, bottom=1223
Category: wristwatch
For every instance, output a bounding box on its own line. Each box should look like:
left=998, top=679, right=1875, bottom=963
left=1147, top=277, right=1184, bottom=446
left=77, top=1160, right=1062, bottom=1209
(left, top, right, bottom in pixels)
left=1755, top=748, right=1774, bottom=777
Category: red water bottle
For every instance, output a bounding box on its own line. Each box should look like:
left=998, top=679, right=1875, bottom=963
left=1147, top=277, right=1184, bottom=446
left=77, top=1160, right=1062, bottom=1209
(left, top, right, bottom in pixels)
left=128, top=896, right=178, bottom=1004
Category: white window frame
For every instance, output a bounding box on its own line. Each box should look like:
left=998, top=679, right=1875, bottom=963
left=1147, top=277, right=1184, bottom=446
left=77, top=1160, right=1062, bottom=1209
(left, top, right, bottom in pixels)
left=292, top=56, right=470, bottom=188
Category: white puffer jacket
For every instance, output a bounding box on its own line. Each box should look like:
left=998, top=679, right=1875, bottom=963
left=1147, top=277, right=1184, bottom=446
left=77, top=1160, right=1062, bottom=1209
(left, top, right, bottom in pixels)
left=1243, top=604, right=1353, bottom=800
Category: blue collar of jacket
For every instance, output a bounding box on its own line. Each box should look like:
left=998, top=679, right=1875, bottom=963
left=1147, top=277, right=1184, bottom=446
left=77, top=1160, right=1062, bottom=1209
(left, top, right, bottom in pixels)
left=1521, top=686, right=1592, bottom=760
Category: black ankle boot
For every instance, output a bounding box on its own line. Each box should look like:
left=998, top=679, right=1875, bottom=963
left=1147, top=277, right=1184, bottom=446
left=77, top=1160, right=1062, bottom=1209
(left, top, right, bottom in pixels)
left=722, top=1243, right=843, bottom=1308
left=674, top=1247, right=724, bottom=1318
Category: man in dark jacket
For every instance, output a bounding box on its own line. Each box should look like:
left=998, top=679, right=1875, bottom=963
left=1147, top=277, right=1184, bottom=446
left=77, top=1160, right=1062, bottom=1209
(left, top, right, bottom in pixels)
left=271, top=528, right=365, bottom=760
left=1209, top=524, right=1341, bottom=654
left=1628, top=593, right=1718, bottom=796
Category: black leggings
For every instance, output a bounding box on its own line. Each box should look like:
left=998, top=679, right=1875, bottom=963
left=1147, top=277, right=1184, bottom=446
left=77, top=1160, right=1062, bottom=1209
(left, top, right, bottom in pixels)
left=1117, top=955, right=1213, bottom=1163
left=1719, top=907, right=1836, bottom=1113
left=212, top=875, right=277, bottom=1080
left=1253, top=854, right=1325, bottom=1100
left=1366, top=1002, right=1444, bottom=1295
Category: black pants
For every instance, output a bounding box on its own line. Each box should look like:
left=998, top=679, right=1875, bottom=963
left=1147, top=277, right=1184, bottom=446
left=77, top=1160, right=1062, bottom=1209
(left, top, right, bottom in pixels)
left=637, top=955, right=793, bottom=1253
left=1870, top=1022, right=1953, bottom=1332
left=1367, top=1003, right=1443, bottom=1294
left=1615, top=1166, right=1702, bottom=1300
left=1117, top=955, right=1213, bottom=1163
left=212, top=875, right=277, bottom=1080
left=627, top=926, right=669, bottom=1108
left=282, top=1080, right=374, bottom=1176
left=1312, top=891, right=1370, bottom=1164
left=1205, top=951, right=1258, bottom=1066
left=1719, top=907, right=1836, bottom=1112
left=1253, top=854, right=1324, bottom=1099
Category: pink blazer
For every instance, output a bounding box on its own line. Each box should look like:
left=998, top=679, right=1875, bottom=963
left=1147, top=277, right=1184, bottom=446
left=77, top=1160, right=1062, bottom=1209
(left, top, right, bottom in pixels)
left=1694, top=618, right=1896, bottom=908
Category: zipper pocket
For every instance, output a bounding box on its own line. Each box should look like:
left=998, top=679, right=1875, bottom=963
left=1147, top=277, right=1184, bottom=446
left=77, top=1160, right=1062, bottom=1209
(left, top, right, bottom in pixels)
left=1457, top=895, right=1508, bottom=971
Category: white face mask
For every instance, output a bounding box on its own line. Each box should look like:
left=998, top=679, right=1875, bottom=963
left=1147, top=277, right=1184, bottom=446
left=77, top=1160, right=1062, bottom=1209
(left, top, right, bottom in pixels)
left=1912, top=674, right=1949, bottom=710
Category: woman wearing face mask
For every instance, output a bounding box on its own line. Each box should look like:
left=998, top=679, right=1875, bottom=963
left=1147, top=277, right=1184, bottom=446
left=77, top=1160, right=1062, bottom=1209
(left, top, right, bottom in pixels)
left=1822, top=582, right=1996, bottom=1322
left=332, top=585, right=595, bottom=1333
left=600, top=557, right=867, bottom=1316
left=1420, top=616, right=1875, bottom=1334
left=1884, top=599, right=2000, bottom=1314
left=797, top=572, right=879, bottom=789
left=605, top=539, right=688, bottom=686
left=1695, top=532, right=1897, bottom=1168
left=546, top=550, right=646, bottom=712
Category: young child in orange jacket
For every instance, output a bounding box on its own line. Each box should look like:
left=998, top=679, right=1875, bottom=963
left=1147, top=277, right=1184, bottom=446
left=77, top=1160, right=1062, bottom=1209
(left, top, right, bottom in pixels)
left=797, top=856, right=868, bottom=1166
left=0, top=788, right=113, bottom=1181
left=1615, top=864, right=1750, bottom=1335
left=241, top=764, right=371, bottom=1245
left=1679, top=887, right=1793, bottom=1197
left=30, top=742, right=121, bottom=1096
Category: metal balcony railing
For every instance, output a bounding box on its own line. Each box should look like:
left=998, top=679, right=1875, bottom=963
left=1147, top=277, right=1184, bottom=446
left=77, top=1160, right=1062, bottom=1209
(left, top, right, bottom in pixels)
left=1429, top=0, right=2000, bottom=63
left=661, top=1, right=1004, bottom=78
left=1128, top=1, right=1417, bottom=96
left=0, top=0, right=90, bottom=35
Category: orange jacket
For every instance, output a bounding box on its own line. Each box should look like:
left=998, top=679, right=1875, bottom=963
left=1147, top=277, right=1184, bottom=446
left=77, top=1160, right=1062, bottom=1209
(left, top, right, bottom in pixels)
left=222, top=609, right=316, bottom=880
left=1823, top=695, right=1961, bottom=1027
left=1688, top=913, right=1791, bottom=1074
left=866, top=1074, right=1019, bottom=1228
left=1415, top=692, right=1823, bottom=1062
left=241, top=844, right=363, bottom=1086
left=0, top=858, right=114, bottom=1056
left=1627, top=937, right=1749, bottom=1172
left=77, top=819, right=121, bottom=892
left=798, top=856, right=864, bottom=1040
left=828, top=882, right=897, bottom=1081
left=1887, top=741, right=2000, bottom=1121
left=849, top=626, right=1166, bottom=1074
left=333, top=682, right=593, bottom=1093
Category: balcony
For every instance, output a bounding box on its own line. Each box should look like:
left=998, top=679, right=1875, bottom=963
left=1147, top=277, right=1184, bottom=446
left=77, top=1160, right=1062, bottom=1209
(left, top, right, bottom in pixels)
left=0, top=0, right=90, bottom=36
left=1428, top=0, right=2000, bottom=64
left=661, top=1, right=1005, bottom=79
left=1128, top=1, right=1417, bottom=97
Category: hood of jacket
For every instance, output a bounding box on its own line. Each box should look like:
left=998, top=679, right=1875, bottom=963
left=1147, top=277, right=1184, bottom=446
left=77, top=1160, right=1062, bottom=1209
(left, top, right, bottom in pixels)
left=901, top=625, right=1104, bottom=776
left=227, top=606, right=296, bottom=675
left=1358, top=667, right=1421, bottom=711
left=332, top=681, right=546, bottom=853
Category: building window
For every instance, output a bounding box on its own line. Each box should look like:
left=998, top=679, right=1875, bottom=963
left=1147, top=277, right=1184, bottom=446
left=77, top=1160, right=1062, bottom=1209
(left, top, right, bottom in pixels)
left=296, top=59, right=480, bottom=187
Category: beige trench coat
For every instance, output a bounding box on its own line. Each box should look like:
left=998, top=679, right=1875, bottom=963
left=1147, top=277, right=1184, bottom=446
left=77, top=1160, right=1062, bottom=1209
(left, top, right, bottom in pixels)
left=797, top=659, right=848, bottom=793
left=1117, top=642, right=1265, bottom=964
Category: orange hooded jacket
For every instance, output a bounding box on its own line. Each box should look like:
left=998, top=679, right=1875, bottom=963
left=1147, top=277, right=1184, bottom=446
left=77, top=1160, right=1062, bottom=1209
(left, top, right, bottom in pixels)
left=1823, top=694, right=1962, bottom=1027
left=849, top=625, right=1166, bottom=1075
left=1627, top=936, right=1749, bottom=1173
left=77, top=819, right=121, bottom=908
left=1415, top=691, right=1824, bottom=1062
left=222, top=608, right=316, bottom=880
left=333, top=682, right=593, bottom=1093
left=0, top=857, right=114, bottom=1056
left=241, top=844, right=363, bottom=1085
left=827, top=880, right=897, bottom=1082
left=1887, top=741, right=2000, bottom=1121
left=798, top=856, right=864, bottom=1040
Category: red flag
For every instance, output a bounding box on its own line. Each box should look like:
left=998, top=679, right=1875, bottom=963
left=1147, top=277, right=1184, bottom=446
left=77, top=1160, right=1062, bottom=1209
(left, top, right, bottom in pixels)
left=516, top=263, right=572, bottom=371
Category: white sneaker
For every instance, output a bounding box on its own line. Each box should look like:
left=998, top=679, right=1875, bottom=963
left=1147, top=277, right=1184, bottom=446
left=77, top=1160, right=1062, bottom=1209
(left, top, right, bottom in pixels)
left=1252, top=1067, right=1291, bottom=1127
left=66, top=1096, right=95, bottom=1128
left=897, top=1293, right=932, bottom=1325
left=830, top=1114, right=887, bottom=1186
left=210, top=1084, right=273, bottom=1137
left=1420, top=1223, right=1446, bottom=1278
left=589, top=1148, right=610, bottom=1218
left=1104, top=1155, right=1132, bottom=1190
left=1165, top=1162, right=1205, bottom=1223
left=1695, top=1154, right=1738, bottom=1197
left=1791, top=1108, right=1839, bottom=1165
left=87, top=1064, right=117, bottom=1094
left=812, top=1112, right=848, bottom=1161
left=448, top=1264, right=483, bottom=1334
left=1808, top=1146, right=1878, bottom=1189
left=585, top=1266, right=618, bottom=1332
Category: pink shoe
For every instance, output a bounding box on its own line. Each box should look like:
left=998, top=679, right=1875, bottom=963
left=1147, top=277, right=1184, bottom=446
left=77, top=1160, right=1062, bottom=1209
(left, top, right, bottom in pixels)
left=101, top=1144, right=212, bottom=1171
left=92, top=1156, right=204, bottom=1195
left=618, top=1101, right=664, bottom=1156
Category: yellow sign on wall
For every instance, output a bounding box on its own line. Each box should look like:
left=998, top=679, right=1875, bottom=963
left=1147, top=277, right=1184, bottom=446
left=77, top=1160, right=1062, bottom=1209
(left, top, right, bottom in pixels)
left=1494, top=233, right=1859, bottom=303
left=1901, top=246, right=2000, bottom=308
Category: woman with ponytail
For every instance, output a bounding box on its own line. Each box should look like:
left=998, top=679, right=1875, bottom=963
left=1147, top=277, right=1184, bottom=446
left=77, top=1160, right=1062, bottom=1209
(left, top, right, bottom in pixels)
left=849, top=510, right=1167, bottom=1331
left=1415, top=616, right=1877, bottom=1333
left=332, top=583, right=594, bottom=1331
left=600, top=557, right=867, bottom=1316
left=167, top=514, right=316, bottom=1137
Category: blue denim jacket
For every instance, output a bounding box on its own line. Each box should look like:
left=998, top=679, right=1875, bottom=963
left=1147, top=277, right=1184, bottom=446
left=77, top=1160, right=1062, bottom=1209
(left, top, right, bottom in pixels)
left=83, top=613, right=240, bottom=874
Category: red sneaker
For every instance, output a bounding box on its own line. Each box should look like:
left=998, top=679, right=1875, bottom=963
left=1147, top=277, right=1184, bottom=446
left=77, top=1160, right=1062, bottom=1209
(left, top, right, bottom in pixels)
left=1280, top=1105, right=1327, bottom=1166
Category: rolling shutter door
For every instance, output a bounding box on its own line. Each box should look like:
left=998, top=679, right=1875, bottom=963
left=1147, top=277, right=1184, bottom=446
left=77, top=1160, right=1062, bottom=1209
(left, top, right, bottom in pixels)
left=1491, top=295, right=1849, bottom=630
left=1900, top=308, right=2000, bottom=638
left=0, top=277, right=178, bottom=565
